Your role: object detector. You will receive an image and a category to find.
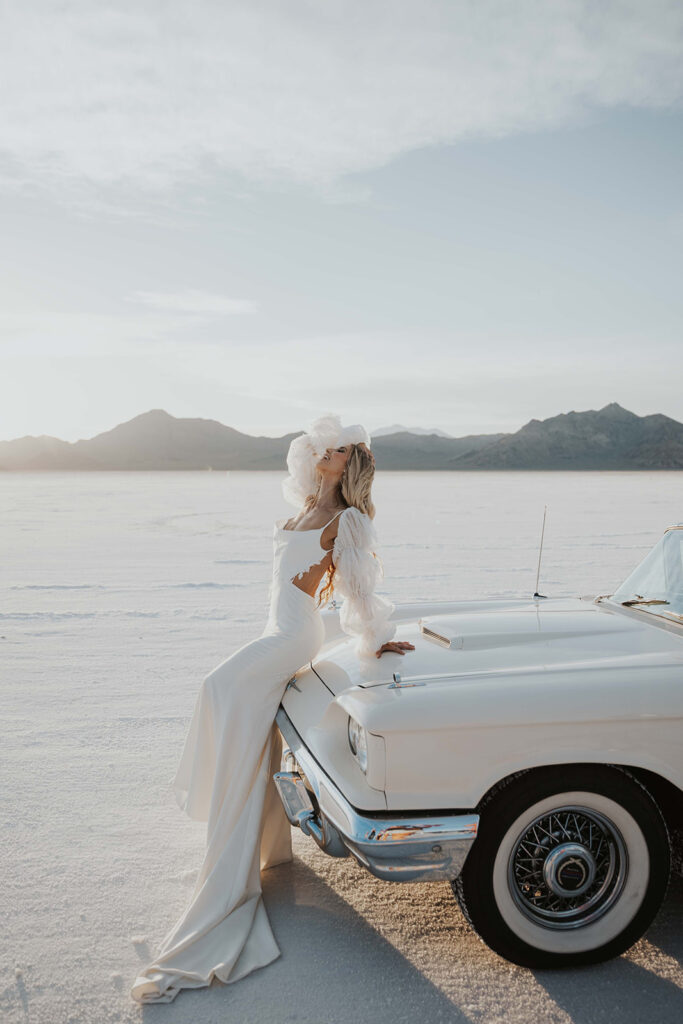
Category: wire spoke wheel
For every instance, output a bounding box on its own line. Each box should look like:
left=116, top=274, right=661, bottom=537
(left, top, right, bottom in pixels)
left=452, top=766, right=671, bottom=968
left=508, top=805, right=627, bottom=929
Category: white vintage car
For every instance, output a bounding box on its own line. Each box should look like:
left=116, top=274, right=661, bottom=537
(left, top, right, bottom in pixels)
left=273, top=524, right=683, bottom=968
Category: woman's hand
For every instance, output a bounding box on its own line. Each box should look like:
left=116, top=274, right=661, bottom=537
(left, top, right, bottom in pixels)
left=375, top=640, right=416, bottom=658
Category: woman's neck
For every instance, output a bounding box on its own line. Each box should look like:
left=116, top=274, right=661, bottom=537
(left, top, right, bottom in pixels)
left=313, top=482, right=347, bottom=510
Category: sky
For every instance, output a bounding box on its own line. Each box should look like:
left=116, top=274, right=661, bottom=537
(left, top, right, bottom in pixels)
left=1, top=0, right=682, bottom=443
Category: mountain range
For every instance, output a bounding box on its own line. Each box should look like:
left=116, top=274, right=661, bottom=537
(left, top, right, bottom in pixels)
left=1, top=403, right=682, bottom=471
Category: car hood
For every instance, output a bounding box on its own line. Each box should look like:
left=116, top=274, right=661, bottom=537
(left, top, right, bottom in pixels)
left=311, top=597, right=683, bottom=696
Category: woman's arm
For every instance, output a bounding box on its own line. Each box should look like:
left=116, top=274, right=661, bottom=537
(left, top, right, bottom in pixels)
left=332, top=507, right=410, bottom=658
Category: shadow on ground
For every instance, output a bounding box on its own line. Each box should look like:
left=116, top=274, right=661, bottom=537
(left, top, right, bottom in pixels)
left=136, top=845, right=683, bottom=1024
left=535, top=876, right=683, bottom=1024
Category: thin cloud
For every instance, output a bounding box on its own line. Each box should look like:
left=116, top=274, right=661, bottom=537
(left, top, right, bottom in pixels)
left=0, top=310, right=201, bottom=356
left=1, top=1, right=682, bottom=201
left=130, top=290, right=257, bottom=315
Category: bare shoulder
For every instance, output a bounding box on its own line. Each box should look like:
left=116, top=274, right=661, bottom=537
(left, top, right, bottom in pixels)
left=322, top=504, right=348, bottom=538
left=320, top=505, right=360, bottom=549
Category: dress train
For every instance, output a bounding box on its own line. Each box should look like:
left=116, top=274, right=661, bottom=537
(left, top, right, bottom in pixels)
left=131, top=579, right=325, bottom=1004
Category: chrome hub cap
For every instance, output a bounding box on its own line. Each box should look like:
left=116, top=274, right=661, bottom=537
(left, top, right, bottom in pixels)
left=543, top=843, right=596, bottom=898
left=508, top=805, right=628, bottom=929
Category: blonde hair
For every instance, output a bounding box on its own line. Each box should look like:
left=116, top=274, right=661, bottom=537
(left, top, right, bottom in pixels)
left=301, top=443, right=381, bottom=608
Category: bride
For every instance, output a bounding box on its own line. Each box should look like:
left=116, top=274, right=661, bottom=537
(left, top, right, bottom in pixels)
left=131, top=413, right=414, bottom=1004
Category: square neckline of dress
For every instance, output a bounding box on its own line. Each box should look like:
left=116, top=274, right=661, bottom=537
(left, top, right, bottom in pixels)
left=275, top=508, right=347, bottom=534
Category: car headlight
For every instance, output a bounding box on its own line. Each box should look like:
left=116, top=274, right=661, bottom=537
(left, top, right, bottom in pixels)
left=347, top=715, right=368, bottom=773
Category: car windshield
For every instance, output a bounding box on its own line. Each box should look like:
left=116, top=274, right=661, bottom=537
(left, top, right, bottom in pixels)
left=611, top=527, right=683, bottom=620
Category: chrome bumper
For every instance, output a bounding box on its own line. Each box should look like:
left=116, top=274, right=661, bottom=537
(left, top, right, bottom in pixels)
left=273, top=706, right=479, bottom=883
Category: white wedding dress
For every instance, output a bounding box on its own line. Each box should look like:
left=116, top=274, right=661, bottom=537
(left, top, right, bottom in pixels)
left=131, top=506, right=396, bottom=1004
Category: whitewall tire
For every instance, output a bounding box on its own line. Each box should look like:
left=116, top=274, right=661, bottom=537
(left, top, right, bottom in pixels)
left=453, top=766, right=670, bottom=968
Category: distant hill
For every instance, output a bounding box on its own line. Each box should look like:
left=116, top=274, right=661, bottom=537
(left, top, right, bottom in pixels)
left=1, top=403, right=682, bottom=470
left=370, top=429, right=508, bottom=469
left=0, top=410, right=298, bottom=471
left=455, top=403, right=683, bottom=470
left=372, top=423, right=454, bottom=438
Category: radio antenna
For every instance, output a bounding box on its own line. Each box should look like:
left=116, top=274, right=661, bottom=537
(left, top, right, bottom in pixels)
left=533, top=504, right=548, bottom=599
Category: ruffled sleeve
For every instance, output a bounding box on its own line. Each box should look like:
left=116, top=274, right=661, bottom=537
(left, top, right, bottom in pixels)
left=332, top=507, right=397, bottom=658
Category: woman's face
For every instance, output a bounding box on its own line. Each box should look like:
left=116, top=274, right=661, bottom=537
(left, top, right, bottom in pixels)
left=316, top=444, right=351, bottom=478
